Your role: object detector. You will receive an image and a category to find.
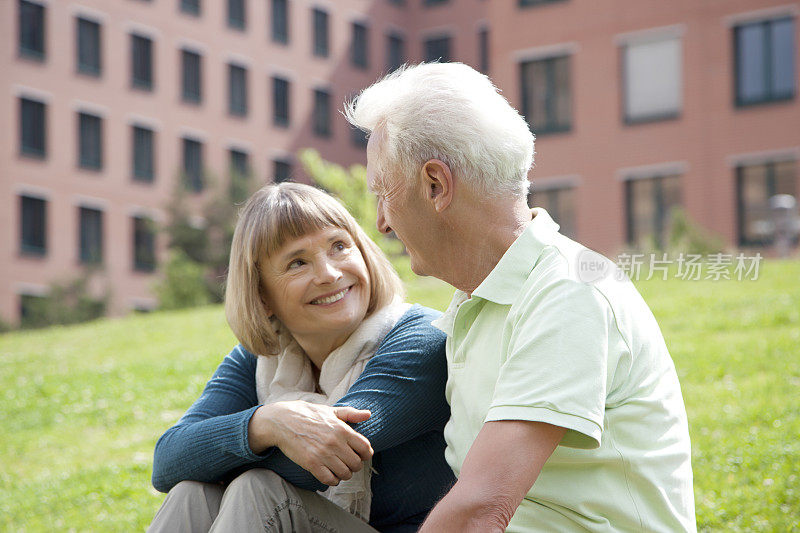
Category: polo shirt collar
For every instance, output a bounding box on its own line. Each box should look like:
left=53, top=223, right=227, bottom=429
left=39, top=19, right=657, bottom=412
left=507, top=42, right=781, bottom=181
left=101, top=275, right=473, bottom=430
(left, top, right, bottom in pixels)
left=471, top=208, right=560, bottom=305
left=431, top=208, right=560, bottom=335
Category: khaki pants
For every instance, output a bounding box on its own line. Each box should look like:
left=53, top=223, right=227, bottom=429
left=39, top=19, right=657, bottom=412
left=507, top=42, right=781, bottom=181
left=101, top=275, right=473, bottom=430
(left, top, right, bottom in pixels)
left=148, top=469, right=378, bottom=533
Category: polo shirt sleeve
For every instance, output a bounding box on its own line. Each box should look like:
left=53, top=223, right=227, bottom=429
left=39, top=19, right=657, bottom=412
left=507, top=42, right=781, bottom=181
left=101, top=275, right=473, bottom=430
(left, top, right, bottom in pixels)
left=485, top=278, right=610, bottom=449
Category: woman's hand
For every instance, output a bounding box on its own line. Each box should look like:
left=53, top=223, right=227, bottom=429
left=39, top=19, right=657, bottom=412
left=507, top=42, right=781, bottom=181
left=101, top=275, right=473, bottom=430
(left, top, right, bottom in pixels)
left=248, top=400, right=374, bottom=486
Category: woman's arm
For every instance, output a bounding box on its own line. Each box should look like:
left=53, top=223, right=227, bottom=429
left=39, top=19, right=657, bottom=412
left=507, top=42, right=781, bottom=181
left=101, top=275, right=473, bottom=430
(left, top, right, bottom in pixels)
left=151, top=345, right=269, bottom=492
left=245, top=306, right=451, bottom=488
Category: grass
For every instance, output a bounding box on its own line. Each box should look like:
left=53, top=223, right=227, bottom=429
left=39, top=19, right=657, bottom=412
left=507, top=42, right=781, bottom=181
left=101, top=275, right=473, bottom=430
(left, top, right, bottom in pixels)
left=1, top=263, right=798, bottom=531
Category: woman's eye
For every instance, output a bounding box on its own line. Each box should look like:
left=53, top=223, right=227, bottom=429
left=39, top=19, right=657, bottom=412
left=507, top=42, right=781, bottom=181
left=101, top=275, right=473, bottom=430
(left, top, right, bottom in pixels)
left=288, top=259, right=305, bottom=269
left=333, top=241, right=347, bottom=252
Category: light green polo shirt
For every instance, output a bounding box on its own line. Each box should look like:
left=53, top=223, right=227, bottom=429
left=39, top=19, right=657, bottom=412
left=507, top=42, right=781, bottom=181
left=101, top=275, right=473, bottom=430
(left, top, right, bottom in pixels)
left=433, top=209, right=696, bottom=532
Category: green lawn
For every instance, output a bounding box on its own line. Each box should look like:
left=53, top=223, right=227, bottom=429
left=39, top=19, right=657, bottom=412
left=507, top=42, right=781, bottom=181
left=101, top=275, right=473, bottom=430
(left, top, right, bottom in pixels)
left=1, top=263, right=798, bottom=531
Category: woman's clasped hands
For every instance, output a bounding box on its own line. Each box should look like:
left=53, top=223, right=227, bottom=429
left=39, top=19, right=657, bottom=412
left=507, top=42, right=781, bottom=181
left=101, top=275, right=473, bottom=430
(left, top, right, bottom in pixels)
left=247, top=400, right=374, bottom=487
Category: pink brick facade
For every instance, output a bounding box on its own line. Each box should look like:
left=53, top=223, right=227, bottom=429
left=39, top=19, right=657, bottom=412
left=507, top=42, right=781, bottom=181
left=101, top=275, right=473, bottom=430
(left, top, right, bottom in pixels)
left=2, top=0, right=798, bottom=325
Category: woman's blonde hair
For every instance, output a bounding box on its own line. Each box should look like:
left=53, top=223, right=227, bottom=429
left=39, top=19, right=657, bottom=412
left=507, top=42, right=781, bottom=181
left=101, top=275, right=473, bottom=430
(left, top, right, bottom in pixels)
left=225, top=182, right=404, bottom=355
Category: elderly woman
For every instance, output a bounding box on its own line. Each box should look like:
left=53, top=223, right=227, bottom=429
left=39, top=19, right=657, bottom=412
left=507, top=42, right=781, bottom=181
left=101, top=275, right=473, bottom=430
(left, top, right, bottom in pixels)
left=148, top=183, right=455, bottom=532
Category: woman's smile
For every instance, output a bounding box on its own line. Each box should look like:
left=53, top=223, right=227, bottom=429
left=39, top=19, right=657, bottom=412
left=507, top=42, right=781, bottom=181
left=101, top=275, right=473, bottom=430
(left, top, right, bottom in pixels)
left=309, top=286, right=352, bottom=306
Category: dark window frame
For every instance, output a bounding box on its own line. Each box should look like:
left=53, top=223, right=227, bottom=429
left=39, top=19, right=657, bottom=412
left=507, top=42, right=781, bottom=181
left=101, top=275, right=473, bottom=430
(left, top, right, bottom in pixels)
left=734, top=17, right=796, bottom=107
left=424, top=34, right=451, bottom=62
left=18, top=0, right=46, bottom=61
left=181, top=49, right=202, bottom=104
left=313, top=89, right=332, bottom=137
left=76, top=16, right=101, bottom=76
left=133, top=216, right=157, bottom=272
left=132, top=125, right=155, bottom=182
left=78, top=206, right=104, bottom=265
left=180, top=0, right=201, bottom=16
left=274, top=158, right=292, bottom=183
left=273, top=76, right=290, bottom=127
left=313, top=8, right=329, bottom=58
left=228, top=63, right=249, bottom=116
left=78, top=111, right=103, bottom=170
left=351, top=22, right=369, bottom=69
left=20, top=195, right=47, bottom=257
left=131, top=33, right=154, bottom=90
left=736, top=160, right=798, bottom=246
left=182, top=137, right=204, bottom=192
left=624, top=174, right=682, bottom=249
left=386, top=31, right=405, bottom=72
left=271, top=0, right=289, bottom=44
left=478, top=27, right=489, bottom=74
left=527, top=186, right=576, bottom=239
left=19, top=97, right=47, bottom=158
left=227, top=0, right=246, bottom=30
left=520, top=54, right=572, bottom=135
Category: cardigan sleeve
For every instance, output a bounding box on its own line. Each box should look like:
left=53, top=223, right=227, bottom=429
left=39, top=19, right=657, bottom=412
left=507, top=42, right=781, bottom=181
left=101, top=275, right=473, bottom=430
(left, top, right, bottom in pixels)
left=151, top=345, right=274, bottom=493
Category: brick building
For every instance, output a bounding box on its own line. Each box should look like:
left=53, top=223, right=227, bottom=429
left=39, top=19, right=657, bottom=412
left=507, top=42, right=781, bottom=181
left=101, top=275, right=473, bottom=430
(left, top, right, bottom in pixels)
left=2, top=0, right=798, bottom=326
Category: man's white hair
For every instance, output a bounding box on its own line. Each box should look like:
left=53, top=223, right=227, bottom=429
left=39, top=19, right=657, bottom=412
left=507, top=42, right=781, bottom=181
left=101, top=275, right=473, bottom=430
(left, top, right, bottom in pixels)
left=344, top=62, right=535, bottom=198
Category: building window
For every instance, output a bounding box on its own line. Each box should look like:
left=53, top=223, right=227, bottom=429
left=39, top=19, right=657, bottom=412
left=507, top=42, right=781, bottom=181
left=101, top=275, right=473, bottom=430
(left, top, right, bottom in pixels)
left=623, top=36, right=681, bottom=123
left=478, top=28, right=489, bottom=73
left=133, top=216, right=156, bottom=272
left=78, top=112, right=103, bottom=170
left=387, top=32, right=405, bottom=72
left=424, top=35, right=451, bottom=62
left=272, top=0, right=289, bottom=44
left=274, top=158, right=292, bottom=183
left=180, top=0, right=201, bottom=16
left=228, top=63, right=248, bottom=116
left=313, top=89, right=331, bottom=137
left=76, top=17, right=101, bottom=76
left=182, top=137, right=204, bottom=192
left=735, top=17, right=796, bottom=106
left=19, top=97, right=47, bottom=158
left=313, top=8, right=329, bottom=58
left=423, top=0, right=448, bottom=5
left=20, top=195, right=47, bottom=256
left=736, top=160, right=797, bottom=246
left=132, top=125, right=155, bottom=182
left=520, top=55, right=571, bottom=135
left=181, top=49, right=202, bottom=103
left=230, top=149, right=250, bottom=178
left=625, top=175, right=681, bottom=249
left=273, top=76, right=290, bottom=127
left=20, top=293, right=48, bottom=328
left=18, top=0, right=45, bottom=60
left=228, top=0, right=246, bottom=30
left=351, top=125, right=368, bottom=148
left=79, top=207, right=103, bottom=264
left=528, top=186, right=576, bottom=239
left=131, top=33, right=153, bottom=90
left=352, top=22, right=369, bottom=69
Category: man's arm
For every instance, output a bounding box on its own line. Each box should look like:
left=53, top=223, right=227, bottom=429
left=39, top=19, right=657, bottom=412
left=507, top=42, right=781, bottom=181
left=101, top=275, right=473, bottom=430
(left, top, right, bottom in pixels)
left=419, top=419, right=566, bottom=533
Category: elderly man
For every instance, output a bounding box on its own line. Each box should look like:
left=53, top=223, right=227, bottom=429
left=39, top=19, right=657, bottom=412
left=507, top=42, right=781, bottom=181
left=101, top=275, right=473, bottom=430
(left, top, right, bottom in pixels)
left=346, top=63, right=696, bottom=532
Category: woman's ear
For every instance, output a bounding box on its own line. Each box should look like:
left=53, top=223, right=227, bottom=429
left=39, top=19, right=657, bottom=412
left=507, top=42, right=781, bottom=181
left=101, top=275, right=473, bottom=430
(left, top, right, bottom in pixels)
left=259, top=290, right=274, bottom=317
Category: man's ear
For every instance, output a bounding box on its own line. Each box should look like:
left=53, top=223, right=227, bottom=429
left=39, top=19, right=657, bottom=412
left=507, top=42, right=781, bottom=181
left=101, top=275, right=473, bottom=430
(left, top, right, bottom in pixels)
left=421, top=159, right=454, bottom=212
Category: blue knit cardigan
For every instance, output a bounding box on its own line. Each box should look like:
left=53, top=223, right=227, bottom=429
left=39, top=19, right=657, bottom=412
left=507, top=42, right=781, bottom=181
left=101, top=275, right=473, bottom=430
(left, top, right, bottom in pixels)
left=152, top=305, right=456, bottom=532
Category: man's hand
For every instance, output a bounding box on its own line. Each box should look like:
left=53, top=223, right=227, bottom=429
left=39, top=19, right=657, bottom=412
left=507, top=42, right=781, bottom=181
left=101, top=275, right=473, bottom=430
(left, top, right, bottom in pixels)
left=247, top=401, right=374, bottom=486
left=420, top=420, right=566, bottom=533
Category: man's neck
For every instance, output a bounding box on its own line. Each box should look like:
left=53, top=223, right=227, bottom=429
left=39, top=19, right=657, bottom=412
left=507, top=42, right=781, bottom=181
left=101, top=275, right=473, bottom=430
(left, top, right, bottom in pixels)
left=444, top=196, right=532, bottom=294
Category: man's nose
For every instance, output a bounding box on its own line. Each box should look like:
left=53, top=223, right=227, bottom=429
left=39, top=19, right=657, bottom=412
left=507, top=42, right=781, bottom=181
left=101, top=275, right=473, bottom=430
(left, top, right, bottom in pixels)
left=376, top=199, right=391, bottom=234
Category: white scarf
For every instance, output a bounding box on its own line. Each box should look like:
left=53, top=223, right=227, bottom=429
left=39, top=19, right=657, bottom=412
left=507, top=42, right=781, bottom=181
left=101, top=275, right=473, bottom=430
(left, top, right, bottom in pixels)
left=255, top=302, right=411, bottom=522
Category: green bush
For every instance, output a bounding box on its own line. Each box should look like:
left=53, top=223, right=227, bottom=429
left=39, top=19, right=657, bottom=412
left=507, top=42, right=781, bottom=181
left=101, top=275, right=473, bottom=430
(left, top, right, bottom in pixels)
left=18, top=276, right=107, bottom=330
left=152, top=250, right=212, bottom=310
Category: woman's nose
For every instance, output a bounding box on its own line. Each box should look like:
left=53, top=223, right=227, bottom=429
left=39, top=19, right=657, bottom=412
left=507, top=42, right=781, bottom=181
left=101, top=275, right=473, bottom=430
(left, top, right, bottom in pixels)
left=314, top=258, right=342, bottom=283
